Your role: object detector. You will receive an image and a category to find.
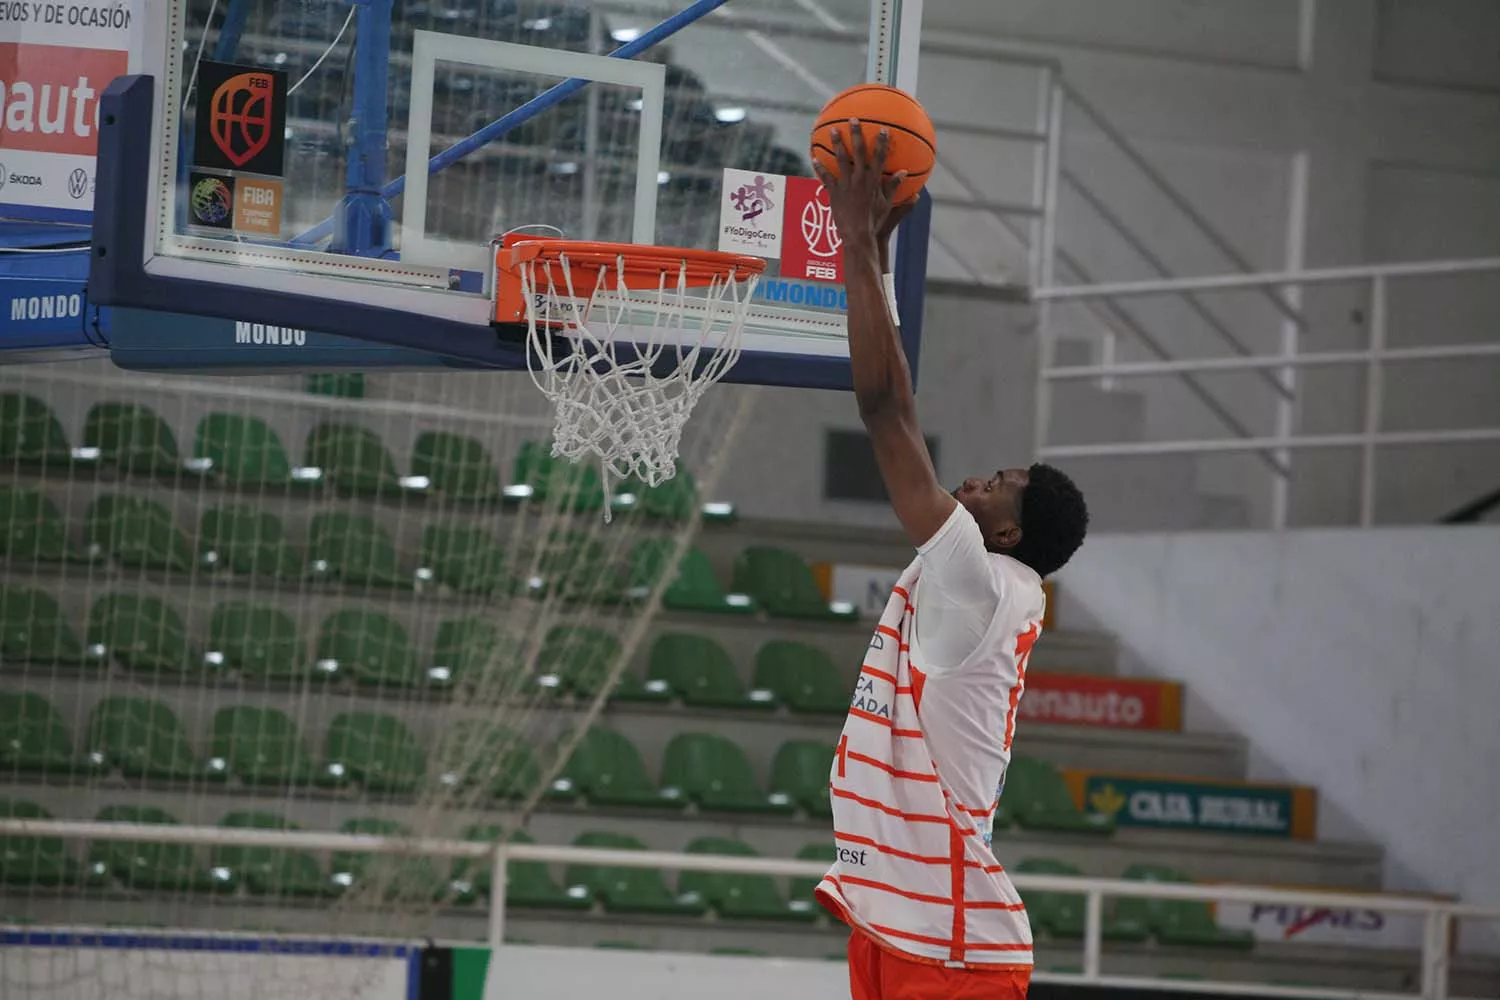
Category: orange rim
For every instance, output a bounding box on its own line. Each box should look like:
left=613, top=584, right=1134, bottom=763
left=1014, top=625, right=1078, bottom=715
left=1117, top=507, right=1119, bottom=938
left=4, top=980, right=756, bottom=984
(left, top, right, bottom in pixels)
left=502, top=238, right=767, bottom=292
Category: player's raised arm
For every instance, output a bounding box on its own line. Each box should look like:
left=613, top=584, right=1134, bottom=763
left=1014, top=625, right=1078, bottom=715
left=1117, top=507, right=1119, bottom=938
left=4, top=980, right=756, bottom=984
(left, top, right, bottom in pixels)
left=814, top=122, right=956, bottom=548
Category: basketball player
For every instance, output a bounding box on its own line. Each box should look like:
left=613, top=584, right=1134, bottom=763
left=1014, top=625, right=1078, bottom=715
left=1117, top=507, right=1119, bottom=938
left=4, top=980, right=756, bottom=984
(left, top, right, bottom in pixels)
left=810, top=122, right=1089, bottom=1000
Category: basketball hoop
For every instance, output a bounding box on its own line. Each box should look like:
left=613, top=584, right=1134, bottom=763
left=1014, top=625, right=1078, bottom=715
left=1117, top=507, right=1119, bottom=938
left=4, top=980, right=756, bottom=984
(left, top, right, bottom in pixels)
left=493, top=237, right=767, bottom=512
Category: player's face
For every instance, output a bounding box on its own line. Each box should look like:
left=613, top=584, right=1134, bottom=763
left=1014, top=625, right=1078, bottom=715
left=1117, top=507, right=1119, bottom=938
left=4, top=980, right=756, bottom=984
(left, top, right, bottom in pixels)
left=953, top=468, right=1028, bottom=547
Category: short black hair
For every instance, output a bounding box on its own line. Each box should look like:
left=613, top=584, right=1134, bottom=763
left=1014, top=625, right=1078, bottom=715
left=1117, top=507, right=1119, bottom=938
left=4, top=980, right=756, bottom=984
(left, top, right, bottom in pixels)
left=1008, top=463, right=1088, bottom=578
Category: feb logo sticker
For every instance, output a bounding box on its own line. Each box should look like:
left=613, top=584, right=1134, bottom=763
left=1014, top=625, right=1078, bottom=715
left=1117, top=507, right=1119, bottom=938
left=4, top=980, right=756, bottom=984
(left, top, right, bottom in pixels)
left=194, top=62, right=288, bottom=176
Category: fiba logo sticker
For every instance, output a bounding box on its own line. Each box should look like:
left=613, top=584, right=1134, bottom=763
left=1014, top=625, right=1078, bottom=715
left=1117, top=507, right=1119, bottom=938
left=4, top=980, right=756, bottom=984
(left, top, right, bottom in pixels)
left=68, top=169, right=90, bottom=201
left=193, top=61, right=288, bottom=176
left=188, top=173, right=235, bottom=230
left=718, top=167, right=784, bottom=258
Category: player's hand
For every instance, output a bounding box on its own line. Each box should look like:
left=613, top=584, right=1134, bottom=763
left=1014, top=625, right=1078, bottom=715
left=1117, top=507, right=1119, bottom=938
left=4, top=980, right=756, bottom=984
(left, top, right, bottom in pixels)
left=812, top=119, right=908, bottom=250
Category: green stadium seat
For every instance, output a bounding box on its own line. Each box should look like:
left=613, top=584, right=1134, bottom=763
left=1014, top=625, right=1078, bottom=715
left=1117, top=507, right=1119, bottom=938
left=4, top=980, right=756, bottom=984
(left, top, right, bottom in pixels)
left=88, top=593, right=205, bottom=674
left=646, top=632, right=774, bottom=709
left=625, top=465, right=736, bottom=523
left=83, top=402, right=182, bottom=474
left=84, top=697, right=201, bottom=781
left=535, top=625, right=646, bottom=699
left=1118, top=864, right=1255, bottom=950
left=191, top=413, right=298, bottom=485
left=0, top=586, right=97, bottom=667
left=661, top=732, right=795, bottom=815
left=622, top=540, right=755, bottom=614
left=534, top=531, right=614, bottom=602
left=0, top=692, right=89, bottom=777
left=306, top=512, right=408, bottom=588
left=732, top=546, right=857, bottom=621
left=316, top=609, right=432, bottom=688
left=433, top=722, right=542, bottom=801
left=412, top=431, right=502, bottom=502
left=624, top=466, right=694, bottom=521
left=509, top=440, right=603, bottom=512
left=0, top=394, right=73, bottom=469
left=771, top=741, right=834, bottom=819
left=501, top=829, right=591, bottom=909
left=789, top=842, right=834, bottom=906
left=91, top=805, right=228, bottom=893
left=319, top=712, right=426, bottom=793
left=681, top=837, right=817, bottom=922
left=208, top=603, right=309, bottom=681
left=304, top=423, right=403, bottom=495
left=754, top=641, right=850, bottom=714
left=565, top=831, right=707, bottom=915
left=431, top=618, right=525, bottom=689
left=83, top=494, right=194, bottom=570
left=557, top=727, right=679, bottom=808
left=419, top=523, right=508, bottom=595
left=0, top=487, right=91, bottom=563
left=0, top=800, right=83, bottom=887
left=206, top=706, right=316, bottom=786
left=213, top=812, right=327, bottom=897
left=1013, top=858, right=1148, bottom=942
left=329, top=818, right=447, bottom=901
left=1004, top=756, right=1114, bottom=835
left=198, top=505, right=302, bottom=578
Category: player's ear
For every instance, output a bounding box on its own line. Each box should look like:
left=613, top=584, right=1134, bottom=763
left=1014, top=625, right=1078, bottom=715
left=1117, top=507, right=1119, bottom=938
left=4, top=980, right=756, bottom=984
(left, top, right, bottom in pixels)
left=989, top=522, right=1022, bottom=552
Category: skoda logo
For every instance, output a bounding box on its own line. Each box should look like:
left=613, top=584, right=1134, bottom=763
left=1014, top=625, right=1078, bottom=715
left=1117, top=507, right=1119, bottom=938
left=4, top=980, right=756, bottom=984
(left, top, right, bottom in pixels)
left=68, top=169, right=89, bottom=200
left=0, top=166, right=6, bottom=191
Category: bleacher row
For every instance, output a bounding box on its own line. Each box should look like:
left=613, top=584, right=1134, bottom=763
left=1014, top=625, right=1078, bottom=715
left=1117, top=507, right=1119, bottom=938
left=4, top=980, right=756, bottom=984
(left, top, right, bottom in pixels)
left=0, top=794, right=1249, bottom=951
left=1, top=681, right=1114, bottom=829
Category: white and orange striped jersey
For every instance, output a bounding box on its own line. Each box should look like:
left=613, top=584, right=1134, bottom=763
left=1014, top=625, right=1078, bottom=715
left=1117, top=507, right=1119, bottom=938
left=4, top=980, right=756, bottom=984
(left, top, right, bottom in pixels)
left=815, top=504, right=1045, bottom=968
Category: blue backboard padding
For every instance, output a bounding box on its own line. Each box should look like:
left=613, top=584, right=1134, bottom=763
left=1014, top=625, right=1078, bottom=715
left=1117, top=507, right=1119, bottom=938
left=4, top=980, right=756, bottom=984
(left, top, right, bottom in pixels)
left=110, top=307, right=471, bottom=372
left=0, top=247, right=102, bottom=357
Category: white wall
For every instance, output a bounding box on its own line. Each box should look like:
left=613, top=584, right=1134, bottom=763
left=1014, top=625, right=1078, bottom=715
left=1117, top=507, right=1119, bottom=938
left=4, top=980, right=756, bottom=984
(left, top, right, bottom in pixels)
left=1062, top=526, right=1500, bottom=915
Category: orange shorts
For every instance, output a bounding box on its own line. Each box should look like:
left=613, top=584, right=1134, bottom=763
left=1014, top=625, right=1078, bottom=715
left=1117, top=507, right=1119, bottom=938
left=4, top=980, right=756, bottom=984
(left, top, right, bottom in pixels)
left=846, top=930, right=1031, bottom=1000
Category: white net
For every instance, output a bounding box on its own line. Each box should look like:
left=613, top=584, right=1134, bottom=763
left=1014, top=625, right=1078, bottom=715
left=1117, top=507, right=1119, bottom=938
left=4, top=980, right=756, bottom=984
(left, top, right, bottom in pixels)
left=517, top=246, right=763, bottom=500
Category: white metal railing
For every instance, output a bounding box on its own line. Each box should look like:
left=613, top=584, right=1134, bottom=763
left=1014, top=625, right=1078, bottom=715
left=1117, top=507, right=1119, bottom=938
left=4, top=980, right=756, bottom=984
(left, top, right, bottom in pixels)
left=1032, top=257, right=1500, bottom=528
left=2, top=819, right=1497, bottom=1000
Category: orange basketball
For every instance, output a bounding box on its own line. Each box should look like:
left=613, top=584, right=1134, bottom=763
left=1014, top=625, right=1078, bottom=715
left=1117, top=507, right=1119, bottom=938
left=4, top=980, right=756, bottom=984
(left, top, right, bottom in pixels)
left=811, top=84, right=936, bottom=205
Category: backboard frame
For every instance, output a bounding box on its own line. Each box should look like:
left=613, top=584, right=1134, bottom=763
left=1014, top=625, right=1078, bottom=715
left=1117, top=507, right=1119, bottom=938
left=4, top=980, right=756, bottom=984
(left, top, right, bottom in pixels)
left=88, top=0, right=932, bottom=390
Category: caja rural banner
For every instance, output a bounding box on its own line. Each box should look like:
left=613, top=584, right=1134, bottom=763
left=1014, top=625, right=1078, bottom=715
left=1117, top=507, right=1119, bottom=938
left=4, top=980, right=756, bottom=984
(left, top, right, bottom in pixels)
left=1063, top=770, right=1318, bottom=840
left=0, top=0, right=138, bottom=220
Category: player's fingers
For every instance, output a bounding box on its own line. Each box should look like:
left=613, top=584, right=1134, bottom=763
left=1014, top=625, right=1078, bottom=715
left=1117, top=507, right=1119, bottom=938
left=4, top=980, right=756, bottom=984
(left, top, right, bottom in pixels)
left=847, top=118, right=868, bottom=167
left=874, top=128, right=891, bottom=172
left=830, top=127, right=854, bottom=174
left=812, top=160, right=836, bottom=190
left=882, top=170, right=908, bottom=201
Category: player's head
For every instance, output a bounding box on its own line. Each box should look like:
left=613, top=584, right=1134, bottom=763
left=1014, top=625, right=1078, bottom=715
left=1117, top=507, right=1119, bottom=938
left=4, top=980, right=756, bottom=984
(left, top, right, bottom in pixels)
left=952, top=463, right=1088, bottom=578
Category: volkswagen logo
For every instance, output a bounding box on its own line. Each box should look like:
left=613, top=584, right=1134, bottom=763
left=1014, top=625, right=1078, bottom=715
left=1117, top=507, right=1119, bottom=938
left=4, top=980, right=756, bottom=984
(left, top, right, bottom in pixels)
left=68, top=169, right=89, bottom=200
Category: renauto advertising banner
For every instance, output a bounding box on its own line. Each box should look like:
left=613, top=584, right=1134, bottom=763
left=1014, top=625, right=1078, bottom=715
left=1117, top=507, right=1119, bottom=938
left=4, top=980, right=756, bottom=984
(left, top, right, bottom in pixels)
left=0, top=0, right=138, bottom=221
